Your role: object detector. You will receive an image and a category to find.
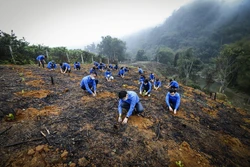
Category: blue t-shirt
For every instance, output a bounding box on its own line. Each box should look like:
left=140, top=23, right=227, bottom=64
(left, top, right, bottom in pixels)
left=165, top=92, right=181, bottom=110
left=36, top=55, right=45, bottom=61
left=170, top=81, right=179, bottom=88
left=47, top=61, right=57, bottom=69
left=118, top=91, right=140, bottom=117
left=74, top=62, right=80, bottom=69
left=105, top=71, right=112, bottom=77
left=140, top=82, right=152, bottom=93
left=118, top=69, right=124, bottom=76
left=61, top=63, right=71, bottom=70
left=80, top=75, right=96, bottom=94
left=154, top=81, right=161, bottom=87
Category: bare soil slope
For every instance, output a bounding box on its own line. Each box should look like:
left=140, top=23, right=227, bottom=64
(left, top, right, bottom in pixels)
left=0, top=64, right=250, bottom=167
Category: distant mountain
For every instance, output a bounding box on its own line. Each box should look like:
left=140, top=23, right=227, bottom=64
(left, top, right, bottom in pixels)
left=124, top=0, right=250, bottom=62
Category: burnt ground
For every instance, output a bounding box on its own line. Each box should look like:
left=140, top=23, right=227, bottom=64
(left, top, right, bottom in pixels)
left=0, top=64, right=250, bottom=167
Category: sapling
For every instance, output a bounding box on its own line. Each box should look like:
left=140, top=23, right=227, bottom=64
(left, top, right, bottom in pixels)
left=175, top=161, right=184, bottom=167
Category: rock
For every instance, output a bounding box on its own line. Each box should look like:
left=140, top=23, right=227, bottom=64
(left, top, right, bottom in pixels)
left=61, top=150, right=68, bottom=158
left=216, top=93, right=228, bottom=101
left=78, top=157, right=89, bottom=167
left=27, top=149, right=35, bottom=155
left=35, top=145, right=45, bottom=152
left=69, top=163, right=76, bottom=167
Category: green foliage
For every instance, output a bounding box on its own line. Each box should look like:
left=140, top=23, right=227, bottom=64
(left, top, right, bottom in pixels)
left=98, top=36, right=127, bottom=61
left=155, top=47, right=174, bottom=65
left=6, top=113, right=14, bottom=120
left=136, top=50, right=148, bottom=61
left=0, top=30, right=97, bottom=65
left=175, top=160, right=184, bottom=167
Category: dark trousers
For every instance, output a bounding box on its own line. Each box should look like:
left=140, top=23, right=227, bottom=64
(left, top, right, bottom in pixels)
left=38, top=61, right=45, bottom=68
left=142, top=85, right=150, bottom=94
left=167, top=101, right=179, bottom=110
left=62, top=67, right=71, bottom=73
left=121, top=102, right=144, bottom=114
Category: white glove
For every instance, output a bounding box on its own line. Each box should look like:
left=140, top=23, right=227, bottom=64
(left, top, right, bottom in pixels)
left=118, top=116, right=122, bottom=122
left=122, top=117, right=128, bottom=124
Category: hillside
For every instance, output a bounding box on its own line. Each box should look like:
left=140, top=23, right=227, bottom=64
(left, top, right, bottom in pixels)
left=124, top=0, right=250, bottom=62
left=0, top=64, right=250, bottom=167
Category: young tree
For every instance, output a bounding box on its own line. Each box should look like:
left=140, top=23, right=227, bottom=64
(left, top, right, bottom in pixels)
left=215, top=44, right=242, bottom=93
left=98, top=36, right=126, bottom=61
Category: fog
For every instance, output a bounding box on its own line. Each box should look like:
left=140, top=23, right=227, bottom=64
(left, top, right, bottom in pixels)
left=0, top=0, right=193, bottom=49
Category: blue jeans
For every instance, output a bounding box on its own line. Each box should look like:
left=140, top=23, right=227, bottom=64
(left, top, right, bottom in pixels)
left=121, top=102, right=144, bottom=114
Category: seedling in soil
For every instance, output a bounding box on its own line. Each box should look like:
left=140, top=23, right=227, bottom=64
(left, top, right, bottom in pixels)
left=19, top=73, right=23, bottom=76
left=142, top=90, right=147, bottom=96
left=6, top=113, right=15, bottom=121
left=22, top=77, right=25, bottom=82
left=22, top=90, right=24, bottom=94
left=175, top=160, right=184, bottom=167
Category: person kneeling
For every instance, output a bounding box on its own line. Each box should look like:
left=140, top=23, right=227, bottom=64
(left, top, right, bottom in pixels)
left=80, top=72, right=98, bottom=97
left=118, top=91, right=144, bottom=124
left=165, top=89, right=181, bottom=114
left=140, top=79, right=152, bottom=97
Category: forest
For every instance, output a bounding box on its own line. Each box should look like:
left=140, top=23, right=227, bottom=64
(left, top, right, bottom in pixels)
left=124, top=0, right=250, bottom=94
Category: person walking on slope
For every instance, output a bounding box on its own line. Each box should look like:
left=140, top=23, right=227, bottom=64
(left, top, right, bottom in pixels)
left=118, top=91, right=144, bottom=124
left=154, top=78, right=161, bottom=90
left=47, top=60, right=57, bottom=70
left=140, top=79, right=152, bottom=97
left=104, top=69, right=114, bottom=81
left=167, top=79, right=179, bottom=90
left=166, top=89, right=181, bottom=114
left=60, top=62, right=71, bottom=73
left=36, top=55, right=47, bottom=68
left=74, top=62, right=81, bottom=70
left=80, top=71, right=98, bottom=97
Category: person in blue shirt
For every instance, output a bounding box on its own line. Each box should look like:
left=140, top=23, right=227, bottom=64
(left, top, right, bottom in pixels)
left=165, top=89, right=181, bottom=114
left=139, top=74, right=145, bottom=84
left=109, top=64, right=113, bottom=69
left=118, top=67, right=125, bottom=78
left=124, top=67, right=129, bottom=73
left=94, top=61, right=99, bottom=67
left=149, top=73, right=155, bottom=82
left=60, top=62, right=71, bottom=73
left=80, top=71, right=98, bottom=96
left=74, top=62, right=81, bottom=70
left=47, top=61, right=57, bottom=70
left=154, top=79, right=161, bottom=90
left=114, top=64, right=118, bottom=70
left=36, top=55, right=47, bottom=68
left=138, top=67, right=143, bottom=74
left=90, top=66, right=96, bottom=74
left=140, top=79, right=152, bottom=97
left=167, top=79, right=179, bottom=90
left=98, top=63, right=104, bottom=71
left=104, top=69, right=114, bottom=81
left=118, top=90, right=144, bottom=124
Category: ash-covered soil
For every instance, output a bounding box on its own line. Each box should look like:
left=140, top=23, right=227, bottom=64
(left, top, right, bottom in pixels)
left=0, top=64, right=250, bottom=167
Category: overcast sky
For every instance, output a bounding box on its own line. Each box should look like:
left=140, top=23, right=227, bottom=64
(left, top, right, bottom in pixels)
left=0, top=0, right=193, bottom=49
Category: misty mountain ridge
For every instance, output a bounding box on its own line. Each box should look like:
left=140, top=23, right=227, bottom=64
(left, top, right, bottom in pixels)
left=123, top=0, right=250, bottom=62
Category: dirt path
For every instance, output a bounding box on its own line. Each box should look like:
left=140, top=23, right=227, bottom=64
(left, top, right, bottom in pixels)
left=0, top=64, right=250, bottom=167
